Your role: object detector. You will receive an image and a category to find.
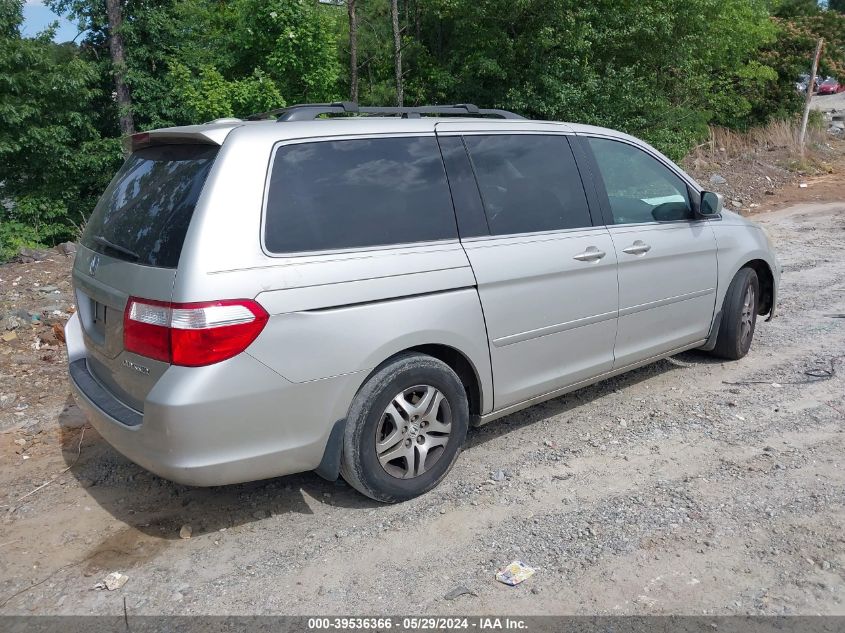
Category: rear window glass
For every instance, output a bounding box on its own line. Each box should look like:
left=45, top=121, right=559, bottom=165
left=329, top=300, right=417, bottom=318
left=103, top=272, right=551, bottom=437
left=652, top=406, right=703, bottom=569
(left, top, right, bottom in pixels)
left=264, top=136, right=457, bottom=253
left=82, top=144, right=218, bottom=267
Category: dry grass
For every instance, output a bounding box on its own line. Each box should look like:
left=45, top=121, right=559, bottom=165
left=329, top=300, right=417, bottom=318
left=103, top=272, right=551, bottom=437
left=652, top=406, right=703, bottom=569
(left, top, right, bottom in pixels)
left=689, top=119, right=827, bottom=161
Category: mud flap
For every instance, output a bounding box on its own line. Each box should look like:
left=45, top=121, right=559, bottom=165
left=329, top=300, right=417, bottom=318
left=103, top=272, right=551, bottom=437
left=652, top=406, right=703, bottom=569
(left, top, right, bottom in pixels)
left=314, top=419, right=346, bottom=481
left=699, top=310, right=723, bottom=352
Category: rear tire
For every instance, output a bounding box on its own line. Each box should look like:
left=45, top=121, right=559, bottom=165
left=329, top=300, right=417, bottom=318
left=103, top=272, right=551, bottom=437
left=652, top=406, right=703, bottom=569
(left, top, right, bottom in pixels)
left=340, top=353, right=469, bottom=503
left=711, top=267, right=759, bottom=360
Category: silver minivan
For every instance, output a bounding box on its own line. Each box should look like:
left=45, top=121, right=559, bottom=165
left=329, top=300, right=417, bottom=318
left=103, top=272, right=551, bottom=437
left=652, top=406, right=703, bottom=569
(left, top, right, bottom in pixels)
left=66, top=103, right=779, bottom=502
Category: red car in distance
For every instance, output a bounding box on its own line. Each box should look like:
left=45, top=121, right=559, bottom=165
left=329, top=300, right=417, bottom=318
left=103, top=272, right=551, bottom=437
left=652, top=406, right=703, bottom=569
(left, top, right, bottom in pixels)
left=817, top=77, right=843, bottom=95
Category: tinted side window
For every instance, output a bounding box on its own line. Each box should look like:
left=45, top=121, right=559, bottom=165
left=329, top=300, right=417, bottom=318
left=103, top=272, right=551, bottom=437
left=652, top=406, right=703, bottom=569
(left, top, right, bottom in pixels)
left=264, top=137, right=457, bottom=253
left=587, top=138, right=693, bottom=225
left=437, top=136, right=489, bottom=237
left=463, top=134, right=592, bottom=236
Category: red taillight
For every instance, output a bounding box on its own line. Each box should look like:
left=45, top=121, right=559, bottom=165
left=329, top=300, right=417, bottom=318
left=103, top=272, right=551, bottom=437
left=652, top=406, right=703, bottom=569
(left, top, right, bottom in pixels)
left=123, top=298, right=269, bottom=367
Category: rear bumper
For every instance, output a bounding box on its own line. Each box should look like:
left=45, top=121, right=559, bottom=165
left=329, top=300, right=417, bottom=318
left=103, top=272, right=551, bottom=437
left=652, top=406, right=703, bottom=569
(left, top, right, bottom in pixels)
left=65, top=313, right=361, bottom=486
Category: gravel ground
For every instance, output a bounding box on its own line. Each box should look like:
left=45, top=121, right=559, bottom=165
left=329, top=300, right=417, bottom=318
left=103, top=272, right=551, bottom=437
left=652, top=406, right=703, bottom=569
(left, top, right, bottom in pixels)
left=813, top=92, right=845, bottom=116
left=0, top=168, right=843, bottom=616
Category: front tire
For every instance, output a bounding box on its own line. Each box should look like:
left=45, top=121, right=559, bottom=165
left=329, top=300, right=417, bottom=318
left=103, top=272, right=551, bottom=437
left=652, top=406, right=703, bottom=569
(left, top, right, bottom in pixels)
left=711, top=267, right=759, bottom=360
left=340, top=353, right=469, bottom=503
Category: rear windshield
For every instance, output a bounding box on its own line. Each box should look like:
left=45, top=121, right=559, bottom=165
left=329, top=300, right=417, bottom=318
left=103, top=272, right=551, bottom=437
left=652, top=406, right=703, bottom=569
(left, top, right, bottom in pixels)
left=82, top=144, right=218, bottom=267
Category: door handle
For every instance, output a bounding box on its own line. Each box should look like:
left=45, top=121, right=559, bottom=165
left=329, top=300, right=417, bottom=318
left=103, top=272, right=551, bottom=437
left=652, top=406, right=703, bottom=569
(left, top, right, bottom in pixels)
left=573, top=246, right=607, bottom=262
left=622, top=240, right=652, bottom=255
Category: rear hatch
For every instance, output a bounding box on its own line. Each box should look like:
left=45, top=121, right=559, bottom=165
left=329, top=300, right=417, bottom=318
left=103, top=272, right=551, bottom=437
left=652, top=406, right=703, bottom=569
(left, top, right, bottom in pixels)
left=73, top=143, right=219, bottom=411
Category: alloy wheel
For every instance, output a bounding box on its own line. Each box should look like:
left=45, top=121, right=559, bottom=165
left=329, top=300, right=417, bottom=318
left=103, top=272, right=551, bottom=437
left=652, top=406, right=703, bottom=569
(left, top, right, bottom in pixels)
left=375, top=385, right=452, bottom=479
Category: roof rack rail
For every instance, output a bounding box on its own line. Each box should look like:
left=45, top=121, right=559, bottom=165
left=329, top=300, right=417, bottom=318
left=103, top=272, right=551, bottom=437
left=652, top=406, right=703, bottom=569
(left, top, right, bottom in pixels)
left=245, top=102, right=524, bottom=122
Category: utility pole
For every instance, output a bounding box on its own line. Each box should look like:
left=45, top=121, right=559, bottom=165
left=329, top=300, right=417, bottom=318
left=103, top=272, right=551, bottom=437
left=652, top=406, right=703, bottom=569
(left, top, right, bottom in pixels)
left=391, top=0, right=403, bottom=107
left=799, top=38, right=823, bottom=158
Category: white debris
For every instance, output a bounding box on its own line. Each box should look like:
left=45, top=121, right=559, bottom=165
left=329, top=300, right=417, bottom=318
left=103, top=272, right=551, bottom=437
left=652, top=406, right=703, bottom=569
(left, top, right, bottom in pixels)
left=94, top=572, right=129, bottom=591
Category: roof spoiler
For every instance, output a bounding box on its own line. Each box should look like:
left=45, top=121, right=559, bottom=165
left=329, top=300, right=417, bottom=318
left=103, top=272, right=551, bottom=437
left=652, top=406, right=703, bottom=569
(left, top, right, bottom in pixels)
left=125, top=122, right=240, bottom=153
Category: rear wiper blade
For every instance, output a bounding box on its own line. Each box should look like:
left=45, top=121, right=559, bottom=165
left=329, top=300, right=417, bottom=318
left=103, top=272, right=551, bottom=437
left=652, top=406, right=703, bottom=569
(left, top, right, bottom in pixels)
left=93, top=235, right=140, bottom=262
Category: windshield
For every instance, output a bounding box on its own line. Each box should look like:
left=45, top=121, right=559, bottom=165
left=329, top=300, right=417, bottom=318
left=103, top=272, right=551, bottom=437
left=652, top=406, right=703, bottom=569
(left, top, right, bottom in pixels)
left=81, top=144, right=218, bottom=268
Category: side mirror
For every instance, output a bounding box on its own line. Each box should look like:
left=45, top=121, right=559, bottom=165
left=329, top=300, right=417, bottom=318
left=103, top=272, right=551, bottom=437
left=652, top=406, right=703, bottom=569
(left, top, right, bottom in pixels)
left=698, top=191, right=723, bottom=217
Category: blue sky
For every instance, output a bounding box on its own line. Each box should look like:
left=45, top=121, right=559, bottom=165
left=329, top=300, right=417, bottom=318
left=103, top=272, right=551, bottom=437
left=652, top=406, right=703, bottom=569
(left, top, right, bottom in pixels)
left=21, top=1, right=80, bottom=43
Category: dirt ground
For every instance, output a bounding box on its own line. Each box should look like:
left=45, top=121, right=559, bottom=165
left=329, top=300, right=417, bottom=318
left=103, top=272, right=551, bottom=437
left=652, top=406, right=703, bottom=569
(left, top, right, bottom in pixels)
left=1, top=156, right=844, bottom=617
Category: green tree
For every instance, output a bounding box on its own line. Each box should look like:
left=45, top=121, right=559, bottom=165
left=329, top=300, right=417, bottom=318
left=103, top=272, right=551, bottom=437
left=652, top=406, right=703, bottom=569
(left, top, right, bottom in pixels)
left=774, top=0, right=822, bottom=17
left=234, top=0, right=342, bottom=104
left=0, top=0, right=119, bottom=258
left=384, top=0, right=779, bottom=159
left=166, top=64, right=284, bottom=121
left=50, top=0, right=342, bottom=125
left=0, top=0, right=820, bottom=261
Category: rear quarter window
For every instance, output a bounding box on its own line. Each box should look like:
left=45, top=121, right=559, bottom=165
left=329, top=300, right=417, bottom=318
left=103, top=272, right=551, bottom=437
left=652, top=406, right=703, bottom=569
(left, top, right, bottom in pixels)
left=264, top=136, right=457, bottom=254
left=82, top=144, right=218, bottom=268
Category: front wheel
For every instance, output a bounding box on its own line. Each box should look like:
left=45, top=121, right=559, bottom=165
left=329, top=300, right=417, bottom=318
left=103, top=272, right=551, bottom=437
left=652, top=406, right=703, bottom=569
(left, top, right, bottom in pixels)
left=711, top=267, right=759, bottom=360
left=340, top=353, right=469, bottom=503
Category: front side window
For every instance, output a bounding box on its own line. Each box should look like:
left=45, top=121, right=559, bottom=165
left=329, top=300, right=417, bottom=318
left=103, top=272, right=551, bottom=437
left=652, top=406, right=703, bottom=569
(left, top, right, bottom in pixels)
left=463, top=134, right=592, bottom=236
left=264, top=136, right=456, bottom=253
left=587, top=138, right=693, bottom=225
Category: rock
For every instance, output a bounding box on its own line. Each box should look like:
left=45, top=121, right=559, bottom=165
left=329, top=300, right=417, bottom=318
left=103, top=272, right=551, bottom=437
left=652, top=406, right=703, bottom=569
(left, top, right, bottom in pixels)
left=95, top=571, right=129, bottom=591
left=444, top=585, right=477, bottom=600
left=765, top=190, right=775, bottom=196
left=709, top=174, right=727, bottom=185
left=822, top=560, right=831, bottom=570
left=4, top=314, right=26, bottom=331
left=37, top=285, right=60, bottom=293
left=179, top=524, right=193, bottom=539
left=56, top=242, right=77, bottom=256
left=491, top=470, right=506, bottom=482
left=731, top=200, right=743, bottom=208
left=1, top=331, right=18, bottom=342
left=16, top=247, right=48, bottom=263
left=252, top=509, right=268, bottom=520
